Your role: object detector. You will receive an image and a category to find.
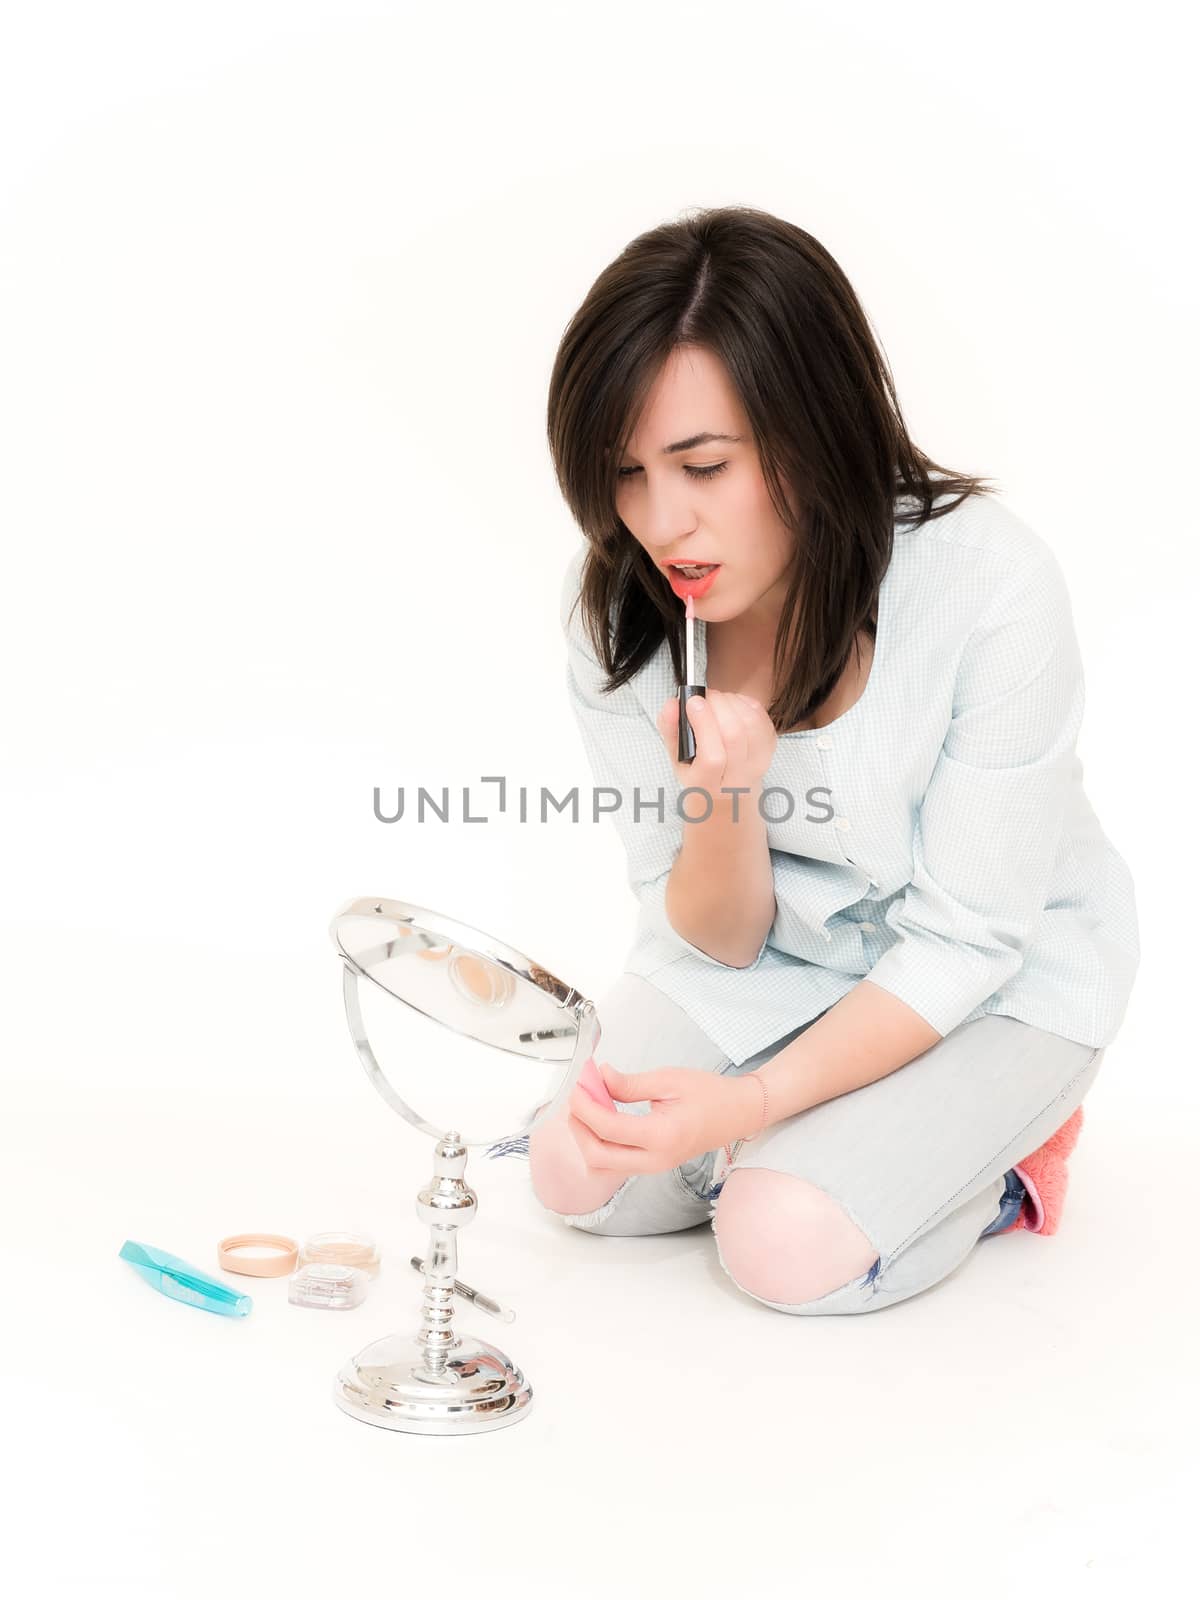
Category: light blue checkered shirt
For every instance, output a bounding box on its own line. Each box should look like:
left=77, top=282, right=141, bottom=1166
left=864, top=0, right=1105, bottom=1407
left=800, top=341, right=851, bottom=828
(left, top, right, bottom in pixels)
left=561, top=494, right=1139, bottom=1066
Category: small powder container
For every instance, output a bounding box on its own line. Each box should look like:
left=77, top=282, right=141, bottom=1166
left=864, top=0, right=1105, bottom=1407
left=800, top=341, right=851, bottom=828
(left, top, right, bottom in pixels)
left=298, top=1230, right=380, bottom=1278
left=288, top=1261, right=368, bottom=1310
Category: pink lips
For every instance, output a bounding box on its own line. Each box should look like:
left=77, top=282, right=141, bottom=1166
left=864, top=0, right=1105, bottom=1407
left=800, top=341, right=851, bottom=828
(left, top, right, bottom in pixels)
left=665, top=564, right=721, bottom=601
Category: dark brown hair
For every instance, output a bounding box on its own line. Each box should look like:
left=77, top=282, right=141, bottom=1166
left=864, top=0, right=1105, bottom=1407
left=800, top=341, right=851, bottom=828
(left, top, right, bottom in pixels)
left=545, top=205, right=998, bottom=732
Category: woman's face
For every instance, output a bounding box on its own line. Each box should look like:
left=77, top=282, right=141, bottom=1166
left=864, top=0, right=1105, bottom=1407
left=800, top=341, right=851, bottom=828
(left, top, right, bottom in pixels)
left=612, top=345, right=797, bottom=632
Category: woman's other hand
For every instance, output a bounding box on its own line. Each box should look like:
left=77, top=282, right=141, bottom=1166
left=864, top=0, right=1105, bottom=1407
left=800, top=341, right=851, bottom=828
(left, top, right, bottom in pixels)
left=566, top=1058, right=762, bottom=1176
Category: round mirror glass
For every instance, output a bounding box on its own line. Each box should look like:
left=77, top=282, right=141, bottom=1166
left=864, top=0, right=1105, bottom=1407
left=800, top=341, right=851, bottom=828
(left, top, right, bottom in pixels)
left=329, top=897, right=597, bottom=1148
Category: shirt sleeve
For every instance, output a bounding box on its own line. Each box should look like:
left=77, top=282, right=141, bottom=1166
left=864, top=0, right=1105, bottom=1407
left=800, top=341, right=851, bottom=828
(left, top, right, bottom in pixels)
left=560, top=548, right=769, bottom=971
left=862, top=550, right=1084, bottom=1037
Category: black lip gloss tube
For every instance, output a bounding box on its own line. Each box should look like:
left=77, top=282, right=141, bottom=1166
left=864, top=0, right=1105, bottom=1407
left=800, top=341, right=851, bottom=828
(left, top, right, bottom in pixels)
left=677, top=683, right=706, bottom=762
left=677, top=596, right=705, bottom=762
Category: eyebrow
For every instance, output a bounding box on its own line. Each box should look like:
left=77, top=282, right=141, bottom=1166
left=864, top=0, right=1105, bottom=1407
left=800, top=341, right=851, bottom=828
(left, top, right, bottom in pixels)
left=619, top=431, right=745, bottom=458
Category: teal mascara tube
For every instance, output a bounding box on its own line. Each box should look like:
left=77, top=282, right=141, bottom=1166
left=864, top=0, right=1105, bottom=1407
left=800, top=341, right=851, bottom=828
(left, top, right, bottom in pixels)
left=120, top=1239, right=253, bottom=1317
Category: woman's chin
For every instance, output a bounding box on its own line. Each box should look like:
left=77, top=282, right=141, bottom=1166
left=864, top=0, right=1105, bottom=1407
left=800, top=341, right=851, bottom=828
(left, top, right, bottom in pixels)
left=698, top=597, right=745, bottom=625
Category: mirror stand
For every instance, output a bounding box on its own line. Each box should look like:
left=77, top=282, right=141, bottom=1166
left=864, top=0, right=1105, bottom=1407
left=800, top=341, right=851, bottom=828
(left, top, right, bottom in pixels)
left=333, top=1129, right=532, bottom=1435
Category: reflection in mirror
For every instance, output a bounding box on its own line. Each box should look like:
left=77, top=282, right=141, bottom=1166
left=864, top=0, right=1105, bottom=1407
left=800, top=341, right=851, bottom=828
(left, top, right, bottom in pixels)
left=331, top=904, right=597, bottom=1149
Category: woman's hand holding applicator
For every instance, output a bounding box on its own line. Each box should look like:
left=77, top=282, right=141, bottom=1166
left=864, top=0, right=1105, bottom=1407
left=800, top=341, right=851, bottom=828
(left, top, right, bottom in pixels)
left=656, top=687, right=779, bottom=797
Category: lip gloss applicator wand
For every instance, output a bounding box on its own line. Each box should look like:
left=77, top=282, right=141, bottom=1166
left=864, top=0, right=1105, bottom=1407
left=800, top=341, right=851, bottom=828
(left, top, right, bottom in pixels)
left=677, top=593, right=707, bottom=763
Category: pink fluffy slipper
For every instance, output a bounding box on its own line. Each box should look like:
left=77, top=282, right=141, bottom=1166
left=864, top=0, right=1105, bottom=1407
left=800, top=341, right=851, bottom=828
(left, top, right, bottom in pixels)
left=997, top=1104, right=1085, bottom=1236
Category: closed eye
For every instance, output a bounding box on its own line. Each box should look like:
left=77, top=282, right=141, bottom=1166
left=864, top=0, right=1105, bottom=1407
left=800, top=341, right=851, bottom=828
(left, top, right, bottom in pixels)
left=616, top=461, right=729, bottom=482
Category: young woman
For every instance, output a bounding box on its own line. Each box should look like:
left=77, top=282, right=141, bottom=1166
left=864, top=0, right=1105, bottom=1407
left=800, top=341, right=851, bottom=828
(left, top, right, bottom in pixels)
left=527, top=206, right=1139, bottom=1316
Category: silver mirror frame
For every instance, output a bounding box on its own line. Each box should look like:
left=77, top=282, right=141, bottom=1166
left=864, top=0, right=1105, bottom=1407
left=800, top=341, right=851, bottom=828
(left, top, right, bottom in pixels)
left=331, top=894, right=587, bottom=1146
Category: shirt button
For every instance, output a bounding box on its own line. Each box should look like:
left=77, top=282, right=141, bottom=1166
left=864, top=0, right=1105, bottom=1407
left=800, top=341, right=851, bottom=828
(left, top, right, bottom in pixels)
left=823, top=931, right=833, bottom=942
left=835, top=816, right=851, bottom=831
left=816, top=735, right=833, bottom=750
left=860, top=922, right=876, bottom=934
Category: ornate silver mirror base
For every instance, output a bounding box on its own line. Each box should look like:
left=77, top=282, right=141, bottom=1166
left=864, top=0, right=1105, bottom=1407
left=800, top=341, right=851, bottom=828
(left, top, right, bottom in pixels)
left=332, top=1131, right=532, bottom=1434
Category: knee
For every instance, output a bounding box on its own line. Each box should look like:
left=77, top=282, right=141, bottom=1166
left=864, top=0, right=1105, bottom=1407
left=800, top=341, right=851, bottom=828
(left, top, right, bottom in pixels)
left=527, top=1106, right=585, bottom=1214
left=712, top=1168, right=880, bottom=1305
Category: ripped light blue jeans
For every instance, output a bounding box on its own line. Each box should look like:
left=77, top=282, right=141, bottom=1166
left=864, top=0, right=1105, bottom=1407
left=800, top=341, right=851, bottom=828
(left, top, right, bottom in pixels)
left=498, top=972, right=1104, bottom=1315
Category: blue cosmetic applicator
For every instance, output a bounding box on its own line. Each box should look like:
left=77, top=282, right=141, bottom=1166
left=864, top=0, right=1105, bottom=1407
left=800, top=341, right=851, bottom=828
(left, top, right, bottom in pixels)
left=120, top=1239, right=253, bottom=1317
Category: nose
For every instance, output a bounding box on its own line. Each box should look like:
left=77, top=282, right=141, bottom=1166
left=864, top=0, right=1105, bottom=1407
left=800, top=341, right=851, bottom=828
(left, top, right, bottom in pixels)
left=637, top=495, right=701, bottom=560
left=619, top=465, right=705, bottom=546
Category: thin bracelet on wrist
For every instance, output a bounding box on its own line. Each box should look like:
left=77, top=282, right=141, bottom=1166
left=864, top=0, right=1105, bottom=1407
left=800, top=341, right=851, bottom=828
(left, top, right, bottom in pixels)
left=741, top=1071, right=768, bottom=1141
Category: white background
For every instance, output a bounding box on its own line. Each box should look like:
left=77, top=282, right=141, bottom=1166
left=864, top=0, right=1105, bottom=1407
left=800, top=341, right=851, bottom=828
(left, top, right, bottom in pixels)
left=1, top=3, right=1194, bottom=1595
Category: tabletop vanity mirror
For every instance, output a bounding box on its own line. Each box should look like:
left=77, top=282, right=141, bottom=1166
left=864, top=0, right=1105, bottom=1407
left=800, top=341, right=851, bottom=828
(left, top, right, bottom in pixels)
left=328, top=895, right=597, bottom=1435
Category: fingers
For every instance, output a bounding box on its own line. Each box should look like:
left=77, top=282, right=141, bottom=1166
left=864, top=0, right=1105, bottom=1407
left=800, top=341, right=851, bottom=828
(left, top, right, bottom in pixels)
left=567, top=1112, right=621, bottom=1174
left=569, top=1087, right=646, bottom=1148
left=703, top=692, right=751, bottom=771
left=658, top=689, right=774, bottom=785
left=567, top=1108, right=654, bottom=1175
left=733, top=692, right=772, bottom=727
left=658, top=692, right=723, bottom=780
left=683, top=690, right=762, bottom=782
left=736, top=693, right=779, bottom=770
left=681, top=693, right=727, bottom=777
